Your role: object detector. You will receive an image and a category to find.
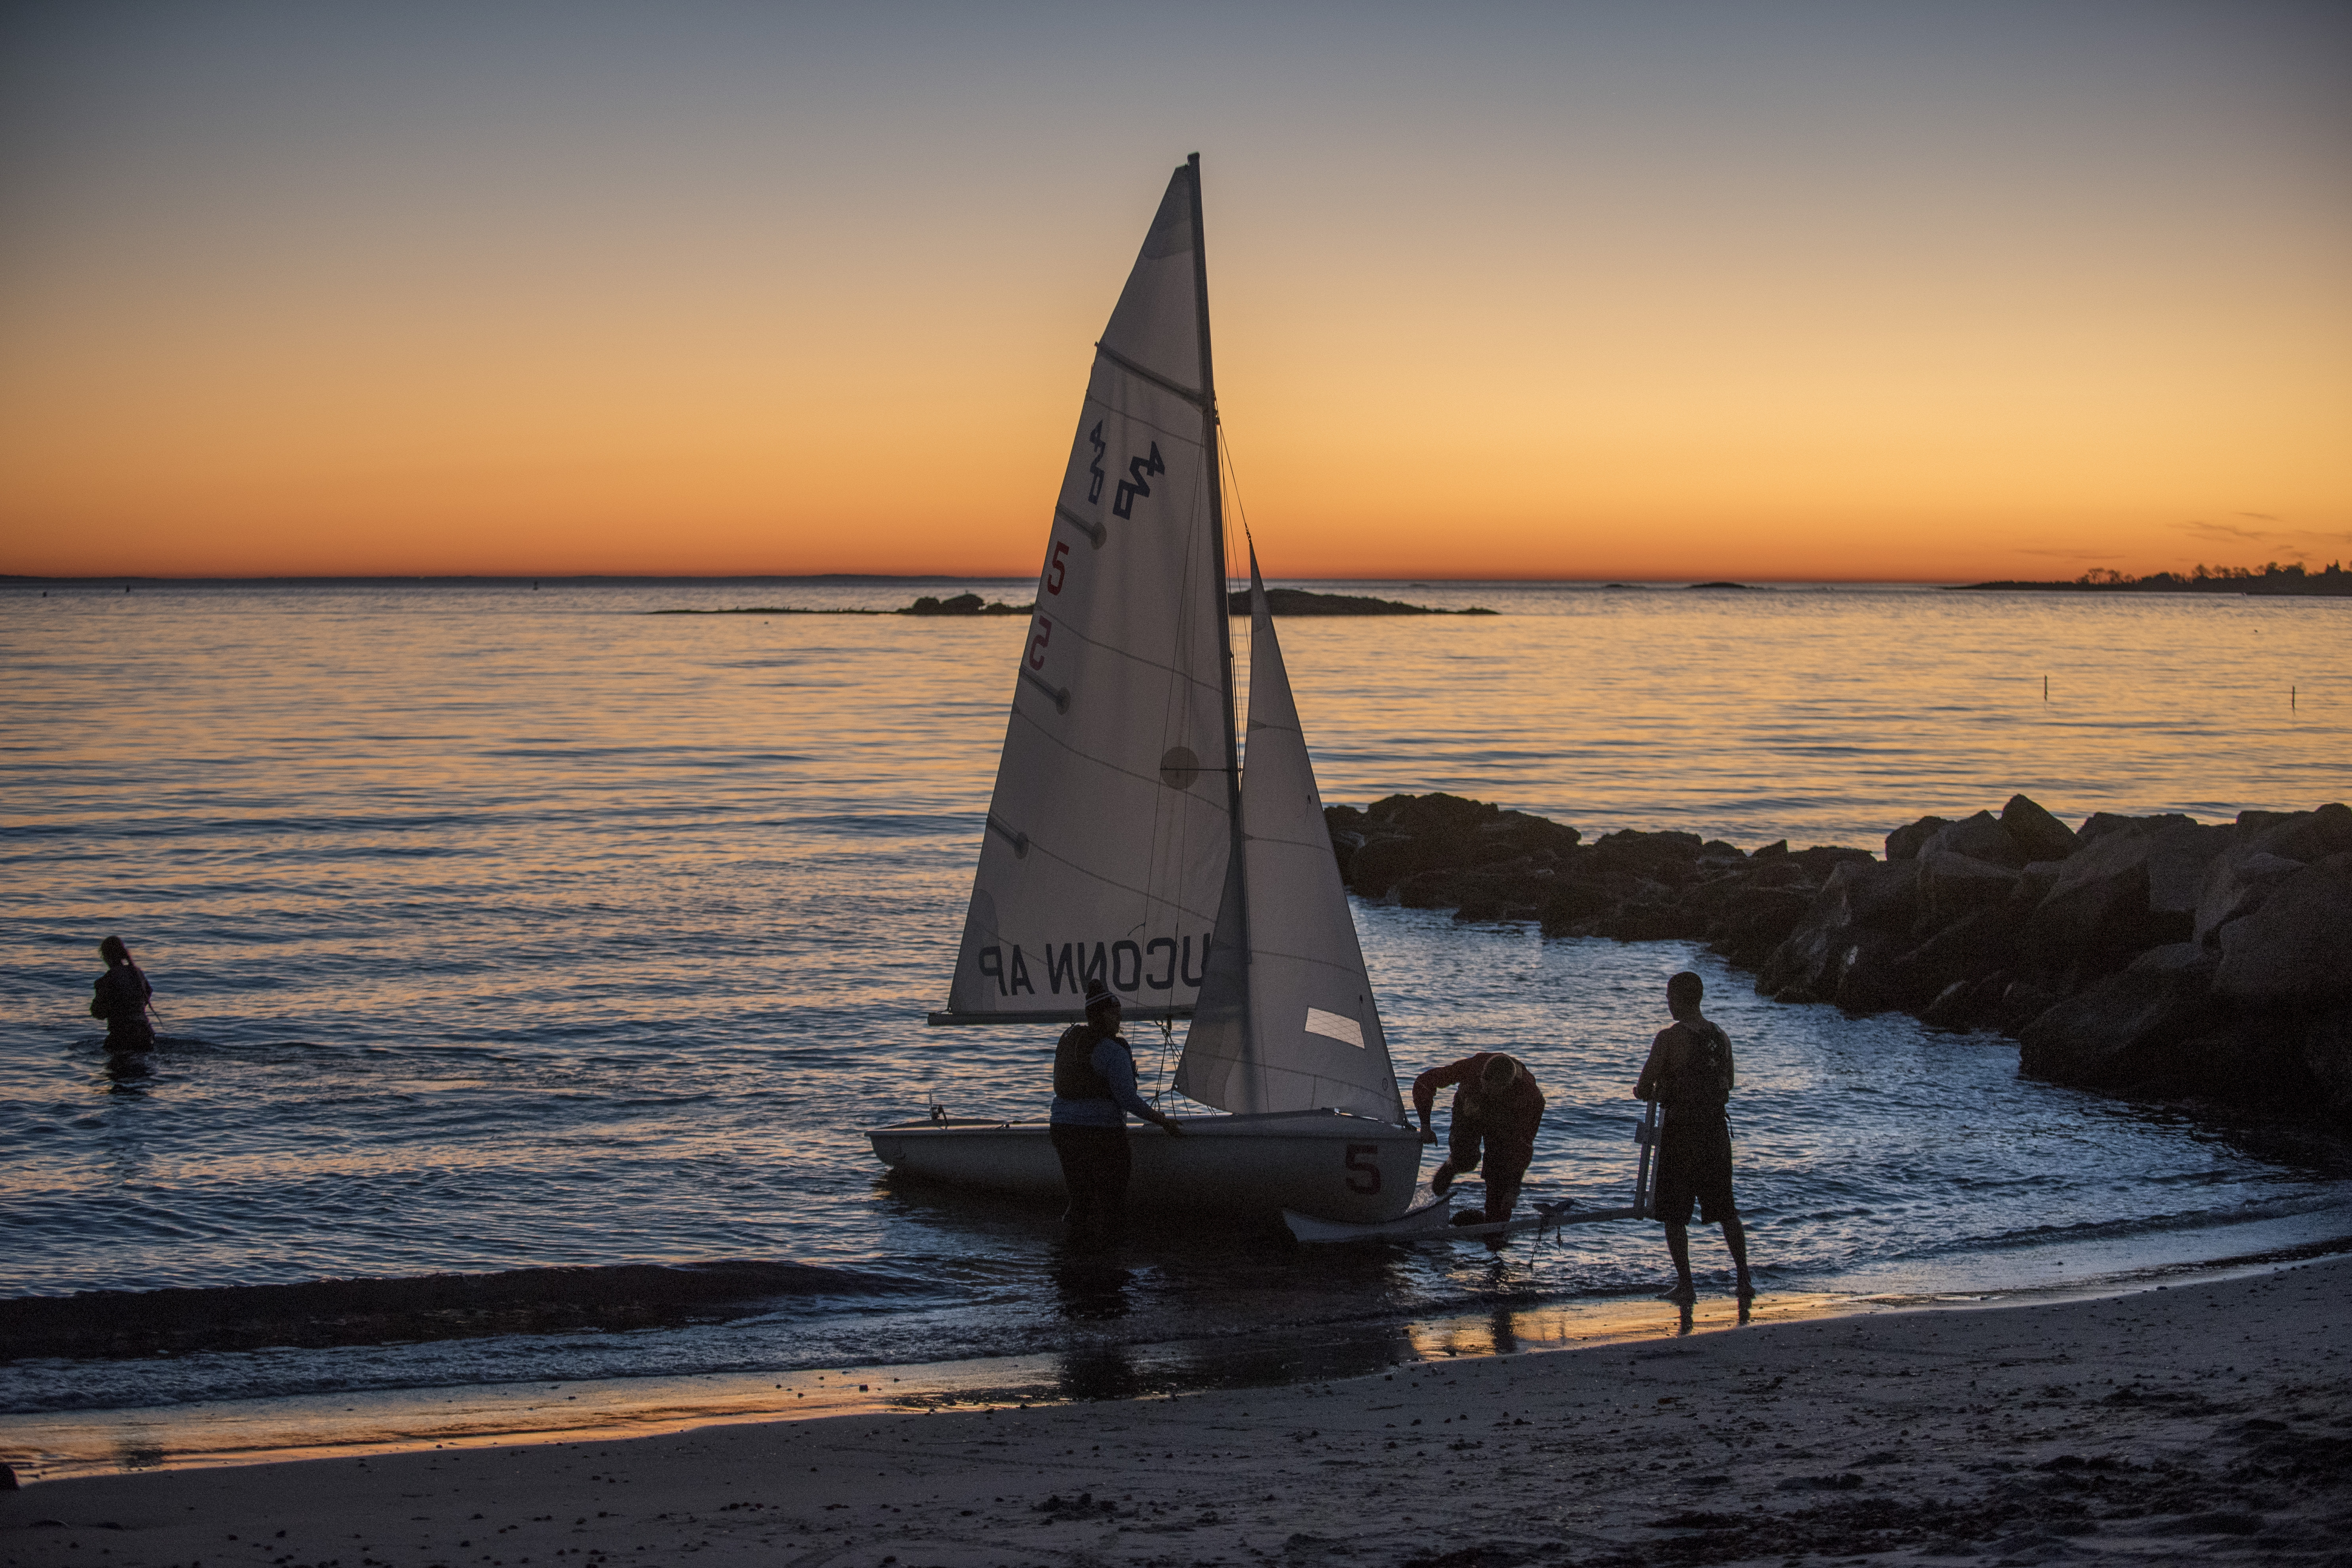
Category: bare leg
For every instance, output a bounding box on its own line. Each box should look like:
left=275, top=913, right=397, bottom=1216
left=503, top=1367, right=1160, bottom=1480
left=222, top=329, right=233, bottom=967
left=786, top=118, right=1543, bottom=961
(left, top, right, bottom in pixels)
left=1662, top=1222, right=1696, bottom=1303
left=1723, top=1214, right=1753, bottom=1296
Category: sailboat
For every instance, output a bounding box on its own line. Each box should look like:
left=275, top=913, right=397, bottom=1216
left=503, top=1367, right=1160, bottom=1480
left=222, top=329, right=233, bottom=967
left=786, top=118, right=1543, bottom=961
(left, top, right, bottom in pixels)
left=863, top=156, right=1423, bottom=1225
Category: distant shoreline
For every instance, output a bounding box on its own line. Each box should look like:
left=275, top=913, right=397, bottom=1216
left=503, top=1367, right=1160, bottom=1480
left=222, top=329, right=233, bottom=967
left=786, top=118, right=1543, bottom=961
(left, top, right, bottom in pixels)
left=9, top=572, right=2345, bottom=597
left=1953, top=566, right=2348, bottom=598
left=650, top=589, right=1499, bottom=618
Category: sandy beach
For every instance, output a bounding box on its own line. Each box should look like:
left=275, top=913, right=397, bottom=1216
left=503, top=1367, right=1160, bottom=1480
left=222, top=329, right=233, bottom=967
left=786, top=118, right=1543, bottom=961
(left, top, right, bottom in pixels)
left=7, top=1258, right=2347, bottom=1568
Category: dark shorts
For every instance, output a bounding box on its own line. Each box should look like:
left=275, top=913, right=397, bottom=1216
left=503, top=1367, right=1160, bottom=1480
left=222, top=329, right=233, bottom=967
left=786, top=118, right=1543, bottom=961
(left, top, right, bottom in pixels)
left=1654, top=1109, right=1735, bottom=1227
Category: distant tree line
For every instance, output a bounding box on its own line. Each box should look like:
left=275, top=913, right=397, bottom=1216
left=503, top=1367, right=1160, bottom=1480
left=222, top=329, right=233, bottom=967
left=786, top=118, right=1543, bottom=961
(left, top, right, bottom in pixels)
left=1958, top=561, right=2349, bottom=597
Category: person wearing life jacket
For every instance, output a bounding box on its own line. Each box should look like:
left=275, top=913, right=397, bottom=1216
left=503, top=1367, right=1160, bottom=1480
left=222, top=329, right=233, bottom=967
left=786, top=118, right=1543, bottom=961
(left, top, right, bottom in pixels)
left=1412, top=1051, right=1544, bottom=1222
left=1048, top=977, right=1183, bottom=1251
left=1635, top=969, right=1753, bottom=1306
left=90, top=935, right=157, bottom=1052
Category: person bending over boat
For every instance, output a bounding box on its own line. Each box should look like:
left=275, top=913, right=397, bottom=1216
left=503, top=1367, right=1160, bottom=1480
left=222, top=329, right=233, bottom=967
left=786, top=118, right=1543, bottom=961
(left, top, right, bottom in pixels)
left=90, top=934, right=156, bottom=1052
left=1049, top=978, right=1183, bottom=1252
left=1635, top=970, right=1754, bottom=1306
left=1413, top=1051, right=1543, bottom=1222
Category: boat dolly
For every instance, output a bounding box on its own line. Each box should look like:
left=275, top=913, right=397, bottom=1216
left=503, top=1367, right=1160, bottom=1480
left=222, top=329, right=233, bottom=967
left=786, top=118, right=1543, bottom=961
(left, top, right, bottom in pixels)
left=1283, top=1100, right=1663, bottom=1244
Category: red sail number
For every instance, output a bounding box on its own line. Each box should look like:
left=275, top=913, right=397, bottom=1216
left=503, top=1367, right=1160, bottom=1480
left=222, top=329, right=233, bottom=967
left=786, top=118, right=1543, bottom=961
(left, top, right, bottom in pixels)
left=1045, top=541, right=1070, bottom=596
left=1028, top=617, right=1052, bottom=670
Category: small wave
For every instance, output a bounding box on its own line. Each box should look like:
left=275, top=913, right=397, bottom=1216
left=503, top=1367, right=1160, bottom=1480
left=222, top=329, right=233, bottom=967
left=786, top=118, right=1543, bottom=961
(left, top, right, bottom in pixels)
left=0, top=1258, right=922, bottom=1364
left=1869, top=1193, right=2346, bottom=1264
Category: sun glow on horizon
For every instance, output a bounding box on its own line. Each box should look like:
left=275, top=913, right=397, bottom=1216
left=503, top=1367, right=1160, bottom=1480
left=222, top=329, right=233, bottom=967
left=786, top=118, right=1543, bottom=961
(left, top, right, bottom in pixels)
left=4, top=6, right=2346, bottom=583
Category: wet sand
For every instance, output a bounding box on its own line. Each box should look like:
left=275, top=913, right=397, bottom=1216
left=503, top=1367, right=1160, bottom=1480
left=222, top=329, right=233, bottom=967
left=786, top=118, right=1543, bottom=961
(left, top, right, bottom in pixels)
left=6, top=1259, right=2348, bottom=1566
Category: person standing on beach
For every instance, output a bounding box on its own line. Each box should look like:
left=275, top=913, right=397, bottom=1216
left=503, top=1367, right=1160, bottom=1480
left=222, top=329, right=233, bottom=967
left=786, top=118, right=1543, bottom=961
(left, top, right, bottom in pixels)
left=1048, top=978, right=1183, bottom=1252
left=90, top=935, right=156, bottom=1052
left=1413, top=1051, right=1544, bottom=1222
left=1635, top=970, right=1753, bottom=1305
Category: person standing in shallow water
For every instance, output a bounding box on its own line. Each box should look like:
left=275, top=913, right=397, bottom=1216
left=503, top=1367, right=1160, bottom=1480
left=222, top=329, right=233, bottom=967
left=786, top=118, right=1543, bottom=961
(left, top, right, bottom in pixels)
left=1048, top=978, right=1183, bottom=1252
left=1635, top=970, right=1753, bottom=1304
left=90, top=935, right=156, bottom=1052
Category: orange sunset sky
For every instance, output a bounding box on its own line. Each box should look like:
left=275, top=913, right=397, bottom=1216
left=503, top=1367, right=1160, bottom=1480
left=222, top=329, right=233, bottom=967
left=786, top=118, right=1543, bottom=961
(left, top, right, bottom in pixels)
left=2, top=3, right=2347, bottom=582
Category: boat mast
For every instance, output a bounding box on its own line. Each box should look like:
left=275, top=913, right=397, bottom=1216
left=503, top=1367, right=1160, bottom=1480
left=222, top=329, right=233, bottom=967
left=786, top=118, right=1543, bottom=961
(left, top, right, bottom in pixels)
left=1187, top=152, right=1251, bottom=1049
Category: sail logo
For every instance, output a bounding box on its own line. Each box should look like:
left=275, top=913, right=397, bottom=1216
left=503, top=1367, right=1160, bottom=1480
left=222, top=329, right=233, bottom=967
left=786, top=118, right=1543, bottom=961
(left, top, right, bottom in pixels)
left=1085, top=421, right=1107, bottom=504
left=975, top=935, right=1212, bottom=998
left=1112, top=443, right=1165, bottom=519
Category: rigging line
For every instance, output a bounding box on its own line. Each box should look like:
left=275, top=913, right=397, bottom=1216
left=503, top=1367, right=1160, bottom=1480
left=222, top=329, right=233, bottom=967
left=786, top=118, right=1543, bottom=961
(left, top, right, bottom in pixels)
left=1151, top=1011, right=1177, bottom=1104
left=1214, top=418, right=1250, bottom=741
left=1218, top=416, right=1256, bottom=559
left=1218, top=423, right=1257, bottom=743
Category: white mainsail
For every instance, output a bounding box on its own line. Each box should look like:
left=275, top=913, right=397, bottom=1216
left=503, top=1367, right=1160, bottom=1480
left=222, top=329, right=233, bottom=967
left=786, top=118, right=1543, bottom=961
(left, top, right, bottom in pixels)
left=1175, top=555, right=1405, bottom=1121
left=940, top=163, right=1235, bottom=1024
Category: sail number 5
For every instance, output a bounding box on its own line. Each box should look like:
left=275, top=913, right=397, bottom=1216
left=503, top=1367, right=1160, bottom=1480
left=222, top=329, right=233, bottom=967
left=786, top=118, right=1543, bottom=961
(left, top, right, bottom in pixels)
left=1045, top=541, right=1069, bottom=596
left=1343, top=1144, right=1381, bottom=1194
left=1028, top=617, right=1053, bottom=669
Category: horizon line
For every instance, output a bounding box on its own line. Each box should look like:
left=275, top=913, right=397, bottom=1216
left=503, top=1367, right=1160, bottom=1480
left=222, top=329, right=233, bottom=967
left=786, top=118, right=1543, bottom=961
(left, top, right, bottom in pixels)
left=2, top=572, right=1983, bottom=586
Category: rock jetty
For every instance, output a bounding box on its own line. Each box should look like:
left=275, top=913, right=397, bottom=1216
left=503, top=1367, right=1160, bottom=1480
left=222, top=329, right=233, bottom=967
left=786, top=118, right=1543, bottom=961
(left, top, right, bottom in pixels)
left=1325, top=792, right=2352, bottom=1122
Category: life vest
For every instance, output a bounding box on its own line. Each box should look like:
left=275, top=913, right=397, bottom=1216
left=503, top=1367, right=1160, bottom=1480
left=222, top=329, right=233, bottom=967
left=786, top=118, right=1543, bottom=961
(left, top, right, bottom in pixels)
left=1054, top=1023, right=1118, bottom=1100
left=1659, top=1021, right=1732, bottom=1112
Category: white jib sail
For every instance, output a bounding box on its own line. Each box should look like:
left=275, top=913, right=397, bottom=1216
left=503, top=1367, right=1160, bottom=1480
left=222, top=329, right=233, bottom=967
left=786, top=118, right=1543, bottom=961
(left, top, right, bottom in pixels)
left=942, top=164, right=1232, bottom=1022
left=1175, top=555, right=1405, bottom=1119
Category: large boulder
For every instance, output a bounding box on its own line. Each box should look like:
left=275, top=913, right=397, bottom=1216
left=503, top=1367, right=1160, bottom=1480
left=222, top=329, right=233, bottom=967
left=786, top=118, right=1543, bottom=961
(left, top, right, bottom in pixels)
left=1919, top=849, right=2021, bottom=926
left=2304, top=1008, right=2352, bottom=1118
left=2018, top=819, right=2202, bottom=969
left=1537, top=879, right=1617, bottom=934
left=2213, top=853, right=2352, bottom=1005
left=1999, top=794, right=2081, bottom=863
left=1923, top=810, right=2029, bottom=869
left=2158, top=1015, right=2326, bottom=1109
left=2194, top=848, right=2309, bottom=946
left=1886, top=906, right=2020, bottom=1011
left=2143, top=822, right=2232, bottom=915
left=1885, top=814, right=1953, bottom=862
left=1920, top=969, right=2013, bottom=1032
left=1820, top=928, right=1914, bottom=1015
left=1848, top=857, right=1922, bottom=931
left=2077, top=810, right=2196, bottom=846
left=1337, top=793, right=1587, bottom=897
left=2236, top=803, right=2352, bottom=863
left=1586, top=828, right=1705, bottom=879
left=1397, top=868, right=1465, bottom=909
left=1448, top=859, right=1558, bottom=922
left=2014, top=859, right=2066, bottom=907
left=1703, top=882, right=1818, bottom=970
left=1347, top=834, right=1431, bottom=897
left=2016, top=959, right=2223, bottom=1092
left=1755, top=859, right=1917, bottom=1003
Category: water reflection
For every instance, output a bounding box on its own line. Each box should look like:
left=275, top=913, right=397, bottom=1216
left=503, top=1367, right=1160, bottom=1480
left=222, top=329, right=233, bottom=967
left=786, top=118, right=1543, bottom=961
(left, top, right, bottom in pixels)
left=1055, top=1344, right=1146, bottom=1402
left=101, top=1049, right=152, bottom=1095
left=1052, top=1259, right=1133, bottom=1322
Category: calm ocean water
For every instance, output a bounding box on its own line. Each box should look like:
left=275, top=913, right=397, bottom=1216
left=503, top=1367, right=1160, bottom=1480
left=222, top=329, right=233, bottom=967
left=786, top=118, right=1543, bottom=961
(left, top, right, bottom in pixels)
left=3, top=579, right=2348, bottom=1443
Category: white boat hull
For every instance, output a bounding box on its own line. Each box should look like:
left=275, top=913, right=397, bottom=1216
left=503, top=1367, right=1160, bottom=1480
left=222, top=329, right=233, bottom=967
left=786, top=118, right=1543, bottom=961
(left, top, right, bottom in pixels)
left=866, top=1109, right=1425, bottom=1224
